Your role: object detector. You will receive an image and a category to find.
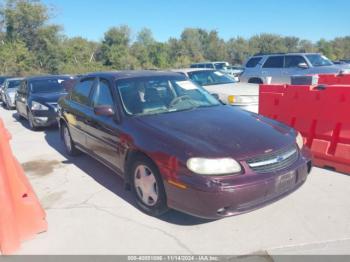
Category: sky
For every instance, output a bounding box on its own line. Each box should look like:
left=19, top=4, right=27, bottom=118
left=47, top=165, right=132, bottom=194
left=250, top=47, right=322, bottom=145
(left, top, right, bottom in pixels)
left=42, top=0, right=350, bottom=43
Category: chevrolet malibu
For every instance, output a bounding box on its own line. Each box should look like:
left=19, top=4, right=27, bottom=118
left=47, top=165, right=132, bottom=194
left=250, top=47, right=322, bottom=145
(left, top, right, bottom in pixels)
left=58, top=71, right=312, bottom=219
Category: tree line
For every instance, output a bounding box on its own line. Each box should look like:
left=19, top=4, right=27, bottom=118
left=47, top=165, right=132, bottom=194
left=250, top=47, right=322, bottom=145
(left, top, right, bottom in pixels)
left=1, top=0, right=349, bottom=76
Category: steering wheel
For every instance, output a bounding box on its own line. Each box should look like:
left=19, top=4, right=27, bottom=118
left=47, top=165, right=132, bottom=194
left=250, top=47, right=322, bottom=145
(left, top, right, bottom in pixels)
left=169, top=95, right=191, bottom=107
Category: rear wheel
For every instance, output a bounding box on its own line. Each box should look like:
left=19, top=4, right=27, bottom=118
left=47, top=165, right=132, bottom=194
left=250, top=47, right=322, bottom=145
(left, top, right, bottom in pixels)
left=130, top=156, right=168, bottom=217
left=62, top=123, right=80, bottom=156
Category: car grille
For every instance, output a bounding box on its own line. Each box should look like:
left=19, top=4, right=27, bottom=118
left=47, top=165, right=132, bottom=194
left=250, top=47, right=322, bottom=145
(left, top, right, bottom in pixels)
left=246, top=145, right=299, bottom=173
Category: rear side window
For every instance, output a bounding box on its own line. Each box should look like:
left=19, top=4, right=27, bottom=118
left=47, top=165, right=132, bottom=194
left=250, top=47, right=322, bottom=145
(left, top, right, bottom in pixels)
left=263, top=56, right=284, bottom=68
left=71, top=78, right=95, bottom=106
left=285, top=56, right=307, bottom=68
left=246, top=57, right=262, bottom=68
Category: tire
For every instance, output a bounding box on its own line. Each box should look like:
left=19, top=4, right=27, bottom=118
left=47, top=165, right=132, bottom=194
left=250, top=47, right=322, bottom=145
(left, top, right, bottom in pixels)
left=15, top=103, right=24, bottom=120
left=248, top=78, right=263, bottom=84
left=62, top=122, right=80, bottom=156
left=28, top=110, right=38, bottom=131
left=130, top=155, right=168, bottom=217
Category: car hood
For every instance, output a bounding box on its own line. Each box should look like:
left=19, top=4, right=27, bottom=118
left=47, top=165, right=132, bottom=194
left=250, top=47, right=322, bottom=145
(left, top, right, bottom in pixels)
left=31, top=92, right=67, bottom=103
left=202, top=83, right=259, bottom=104
left=308, top=65, right=343, bottom=74
left=203, top=83, right=259, bottom=96
left=6, top=88, right=18, bottom=94
left=134, top=105, right=296, bottom=161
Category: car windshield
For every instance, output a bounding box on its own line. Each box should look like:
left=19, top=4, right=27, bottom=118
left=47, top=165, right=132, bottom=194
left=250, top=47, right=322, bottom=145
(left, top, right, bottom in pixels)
left=306, top=54, right=333, bottom=67
left=188, top=70, right=236, bottom=86
left=30, top=78, right=66, bottom=93
left=0, top=77, right=8, bottom=85
left=117, top=75, right=220, bottom=116
left=214, top=63, right=228, bottom=70
left=7, top=80, right=22, bottom=89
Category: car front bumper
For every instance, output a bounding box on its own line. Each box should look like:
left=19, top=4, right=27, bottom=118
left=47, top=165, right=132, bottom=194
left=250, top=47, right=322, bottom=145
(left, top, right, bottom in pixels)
left=5, top=95, right=16, bottom=108
left=165, top=148, right=312, bottom=219
left=31, top=109, right=58, bottom=127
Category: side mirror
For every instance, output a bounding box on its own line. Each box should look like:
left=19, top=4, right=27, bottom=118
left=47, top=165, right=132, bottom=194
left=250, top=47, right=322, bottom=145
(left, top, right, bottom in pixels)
left=297, top=62, right=308, bottom=69
left=94, top=105, right=114, bottom=116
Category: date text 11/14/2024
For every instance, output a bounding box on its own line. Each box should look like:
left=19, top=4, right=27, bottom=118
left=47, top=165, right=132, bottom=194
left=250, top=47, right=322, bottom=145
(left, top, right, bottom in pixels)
left=127, top=256, right=219, bottom=261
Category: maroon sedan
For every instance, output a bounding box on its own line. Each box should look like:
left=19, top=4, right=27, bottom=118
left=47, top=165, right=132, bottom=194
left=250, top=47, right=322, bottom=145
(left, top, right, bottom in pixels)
left=58, top=71, right=312, bottom=219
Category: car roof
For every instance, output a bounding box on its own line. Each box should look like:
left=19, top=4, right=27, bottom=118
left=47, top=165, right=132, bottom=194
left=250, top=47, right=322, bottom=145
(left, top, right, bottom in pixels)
left=82, top=70, right=184, bottom=80
left=172, top=68, right=215, bottom=74
left=6, top=77, right=24, bottom=81
left=25, top=75, right=74, bottom=81
left=191, top=61, right=228, bottom=64
left=253, top=52, right=320, bottom=57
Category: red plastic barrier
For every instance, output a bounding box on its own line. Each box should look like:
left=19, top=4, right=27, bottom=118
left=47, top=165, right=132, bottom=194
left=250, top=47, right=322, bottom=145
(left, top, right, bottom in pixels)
left=318, top=73, right=350, bottom=85
left=0, top=118, right=47, bottom=254
left=259, top=84, right=350, bottom=174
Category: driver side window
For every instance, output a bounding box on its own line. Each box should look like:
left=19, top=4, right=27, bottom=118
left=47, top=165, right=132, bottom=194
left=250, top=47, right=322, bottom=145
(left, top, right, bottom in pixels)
left=92, top=79, right=114, bottom=108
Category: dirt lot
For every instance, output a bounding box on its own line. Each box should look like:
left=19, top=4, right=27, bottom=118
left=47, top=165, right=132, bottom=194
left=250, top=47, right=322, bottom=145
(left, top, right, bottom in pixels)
left=1, top=105, right=350, bottom=255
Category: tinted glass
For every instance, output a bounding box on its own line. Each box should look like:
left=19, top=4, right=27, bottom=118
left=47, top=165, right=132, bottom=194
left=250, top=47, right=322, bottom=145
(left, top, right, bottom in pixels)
left=188, top=70, right=235, bottom=86
left=246, top=57, right=262, bottom=68
left=71, top=79, right=95, bottom=106
left=263, top=56, right=284, bottom=68
left=214, top=63, right=228, bottom=70
left=7, top=80, right=22, bottom=89
left=285, top=56, right=307, bottom=68
left=306, top=54, right=333, bottom=67
left=92, top=79, right=114, bottom=107
left=0, top=77, right=11, bottom=85
left=117, top=75, right=220, bottom=116
left=30, top=78, right=66, bottom=93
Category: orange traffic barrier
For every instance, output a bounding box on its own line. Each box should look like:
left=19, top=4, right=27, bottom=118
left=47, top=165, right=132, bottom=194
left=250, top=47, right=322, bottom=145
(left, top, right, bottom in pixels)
left=0, top=118, right=47, bottom=255
left=259, top=84, right=350, bottom=174
left=318, top=73, right=350, bottom=85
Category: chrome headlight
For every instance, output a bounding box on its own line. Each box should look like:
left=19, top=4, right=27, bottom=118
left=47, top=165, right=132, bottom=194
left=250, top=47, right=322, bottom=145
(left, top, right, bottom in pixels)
left=31, top=101, right=49, bottom=111
left=228, top=95, right=258, bottom=105
left=187, top=158, right=241, bottom=175
left=296, top=132, right=304, bottom=150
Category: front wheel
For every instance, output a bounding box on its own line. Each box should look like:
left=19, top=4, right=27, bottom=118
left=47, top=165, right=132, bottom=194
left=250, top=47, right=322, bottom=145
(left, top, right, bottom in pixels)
left=62, top=123, right=80, bottom=156
left=28, top=110, right=38, bottom=131
left=130, top=156, right=168, bottom=217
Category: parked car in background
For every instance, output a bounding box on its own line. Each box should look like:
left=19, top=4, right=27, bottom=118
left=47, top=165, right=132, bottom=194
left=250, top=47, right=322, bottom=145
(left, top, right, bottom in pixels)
left=15, top=75, right=72, bottom=130
left=58, top=70, right=312, bottom=219
left=0, top=76, right=14, bottom=102
left=227, top=65, right=245, bottom=77
left=240, top=53, right=350, bottom=84
left=190, top=61, right=230, bottom=70
left=335, top=59, right=350, bottom=65
left=190, top=61, right=241, bottom=80
left=174, top=68, right=259, bottom=113
left=1, top=78, right=23, bottom=109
